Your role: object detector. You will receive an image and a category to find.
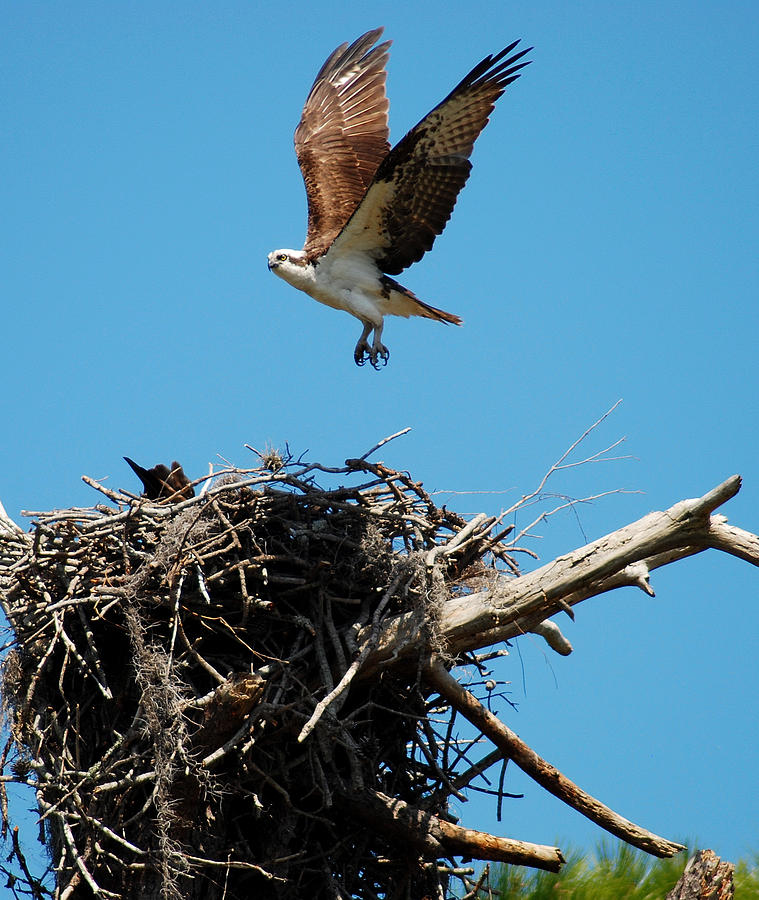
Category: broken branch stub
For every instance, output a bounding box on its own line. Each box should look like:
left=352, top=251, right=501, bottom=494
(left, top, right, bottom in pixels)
left=666, top=849, right=735, bottom=900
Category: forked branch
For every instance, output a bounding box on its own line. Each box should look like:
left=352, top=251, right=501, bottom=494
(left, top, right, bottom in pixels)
left=360, top=475, right=758, bottom=676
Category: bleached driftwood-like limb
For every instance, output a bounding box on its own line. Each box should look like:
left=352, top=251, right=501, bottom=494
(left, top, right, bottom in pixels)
left=707, top=518, right=759, bottom=566
left=0, top=500, right=23, bottom=537
left=361, top=476, right=758, bottom=675
left=338, top=789, right=564, bottom=872
left=426, top=659, right=684, bottom=858
left=531, top=620, right=572, bottom=655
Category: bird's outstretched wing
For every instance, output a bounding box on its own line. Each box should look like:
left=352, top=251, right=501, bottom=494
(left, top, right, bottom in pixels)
left=296, top=28, right=392, bottom=260
left=327, top=40, right=531, bottom=275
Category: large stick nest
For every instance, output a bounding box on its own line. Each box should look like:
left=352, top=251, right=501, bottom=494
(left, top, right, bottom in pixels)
left=0, top=446, right=521, bottom=899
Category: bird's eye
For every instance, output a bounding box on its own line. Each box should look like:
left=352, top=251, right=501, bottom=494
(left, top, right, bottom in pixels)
left=277, top=254, right=288, bottom=262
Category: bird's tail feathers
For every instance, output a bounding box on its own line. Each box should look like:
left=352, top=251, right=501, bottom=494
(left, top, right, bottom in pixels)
left=416, top=299, right=463, bottom=325
left=382, top=276, right=463, bottom=325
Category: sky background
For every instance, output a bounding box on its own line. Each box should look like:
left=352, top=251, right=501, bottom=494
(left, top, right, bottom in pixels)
left=2, top=0, right=758, bottom=882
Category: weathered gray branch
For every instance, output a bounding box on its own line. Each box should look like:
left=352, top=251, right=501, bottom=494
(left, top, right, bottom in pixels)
left=0, top=499, right=23, bottom=537
left=360, top=475, right=758, bottom=676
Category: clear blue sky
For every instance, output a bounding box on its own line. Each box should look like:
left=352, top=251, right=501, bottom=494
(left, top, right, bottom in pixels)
left=2, top=0, right=758, bottom=875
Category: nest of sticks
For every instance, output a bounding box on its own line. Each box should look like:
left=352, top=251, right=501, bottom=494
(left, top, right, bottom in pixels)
left=0, top=439, right=526, bottom=899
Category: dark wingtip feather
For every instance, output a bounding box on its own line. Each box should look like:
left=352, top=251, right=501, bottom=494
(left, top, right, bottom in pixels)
left=498, top=58, right=532, bottom=87
left=446, top=39, right=533, bottom=98
left=481, top=46, right=533, bottom=86
left=488, top=38, right=522, bottom=67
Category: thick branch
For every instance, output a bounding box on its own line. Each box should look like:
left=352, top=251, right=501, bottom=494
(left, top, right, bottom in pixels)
left=337, top=789, right=564, bottom=872
left=707, top=519, right=759, bottom=566
left=426, top=659, right=685, bottom=858
left=361, top=476, right=757, bottom=675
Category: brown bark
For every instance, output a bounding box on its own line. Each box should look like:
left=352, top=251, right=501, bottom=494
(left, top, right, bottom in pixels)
left=195, top=672, right=264, bottom=750
left=338, top=789, right=565, bottom=872
left=426, top=659, right=684, bottom=858
left=667, top=850, right=735, bottom=900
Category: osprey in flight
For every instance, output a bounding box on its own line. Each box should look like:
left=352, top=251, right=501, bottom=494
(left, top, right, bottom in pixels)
left=267, top=29, right=530, bottom=367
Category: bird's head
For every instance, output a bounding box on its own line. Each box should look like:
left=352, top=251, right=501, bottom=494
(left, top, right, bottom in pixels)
left=267, top=249, right=312, bottom=290
left=267, top=249, right=307, bottom=273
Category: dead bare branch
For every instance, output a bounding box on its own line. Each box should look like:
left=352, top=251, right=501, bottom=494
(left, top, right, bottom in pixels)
left=360, top=475, right=753, bottom=675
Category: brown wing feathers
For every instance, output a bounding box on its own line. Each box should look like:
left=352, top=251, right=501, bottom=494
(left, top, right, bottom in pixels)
left=296, top=32, right=530, bottom=275
left=372, top=40, right=531, bottom=275
left=296, top=29, right=391, bottom=259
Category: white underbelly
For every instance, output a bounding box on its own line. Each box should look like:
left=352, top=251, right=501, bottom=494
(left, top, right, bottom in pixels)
left=309, top=255, right=384, bottom=325
left=308, top=285, right=382, bottom=325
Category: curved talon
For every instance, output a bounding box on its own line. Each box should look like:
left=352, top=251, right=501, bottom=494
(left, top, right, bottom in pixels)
left=354, top=339, right=371, bottom=366
left=370, top=344, right=389, bottom=369
left=354, top=330, right=389, bottom=369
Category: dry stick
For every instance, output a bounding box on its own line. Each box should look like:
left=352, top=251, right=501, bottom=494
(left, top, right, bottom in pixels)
left=80, top=475, right=127, bottom=504
left=415, top=720, right=466, bottom=803
left=450, top=747, right=505, bottom=792
left=460, top=865, right=489, bottom=900
left=58, top=867, right=81, bottom=900
left=426, top=658, right=684, bottom=858
left=11, top=826, right=47, bottom=900
left=0, top=736, right=13, bottom=838
left=503, top=399, right=626, bottom=519
left=338, top=788, right=564, bottom=872
left=174, top=614, right=226, bottom=684
left=75, top=815, right=146, bottom=858
left=297, top=565, right=410, bottom=743
left=59, top=813, right=119, bottom=898
left=357, top=427, right=412, bottom=461
left=183, top=853, right=287, bottom=881
left=74, top=605, right=113, bottom=699
left=425, top=513, right=492, bottom=567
